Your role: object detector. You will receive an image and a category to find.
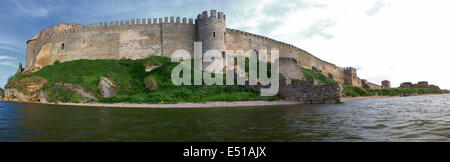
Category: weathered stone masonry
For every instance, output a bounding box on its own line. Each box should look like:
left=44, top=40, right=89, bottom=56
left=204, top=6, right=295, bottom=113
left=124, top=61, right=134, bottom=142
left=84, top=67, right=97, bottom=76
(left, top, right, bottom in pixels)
left=245, top=78, right=343, bottom=104
left=24, top=10, right=383, bottom=89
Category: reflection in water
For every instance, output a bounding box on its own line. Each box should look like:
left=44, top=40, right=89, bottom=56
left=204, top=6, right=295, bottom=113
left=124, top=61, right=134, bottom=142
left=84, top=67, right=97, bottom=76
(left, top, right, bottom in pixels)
left=0, top=94, right=449, bottom=142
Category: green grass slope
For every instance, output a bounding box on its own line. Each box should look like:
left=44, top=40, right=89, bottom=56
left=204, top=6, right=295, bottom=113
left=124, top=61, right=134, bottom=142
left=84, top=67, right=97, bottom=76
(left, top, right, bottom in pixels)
left=298, top=68, right=335, bottom=84
left=7, top=56, right=280, bottom=104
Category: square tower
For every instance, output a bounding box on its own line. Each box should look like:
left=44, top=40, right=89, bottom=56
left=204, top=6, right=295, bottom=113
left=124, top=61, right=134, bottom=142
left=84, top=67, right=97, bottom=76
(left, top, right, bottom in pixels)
left=382, top=80, right=391, bottom=89
left=344, top=67, right=357, bottom=86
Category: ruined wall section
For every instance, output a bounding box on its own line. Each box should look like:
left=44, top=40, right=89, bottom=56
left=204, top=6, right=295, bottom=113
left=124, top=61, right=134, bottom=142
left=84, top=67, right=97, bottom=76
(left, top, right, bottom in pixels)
left=344, top=67, right=362, bottom=87
left=361, top=79, right=382, bottom=89
left=225, top=29, right=345, bottom=83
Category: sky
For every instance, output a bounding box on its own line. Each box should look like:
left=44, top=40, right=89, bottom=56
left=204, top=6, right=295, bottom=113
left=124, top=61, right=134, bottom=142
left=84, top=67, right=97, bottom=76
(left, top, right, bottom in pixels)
left=0, top=0, right=449, bottom=89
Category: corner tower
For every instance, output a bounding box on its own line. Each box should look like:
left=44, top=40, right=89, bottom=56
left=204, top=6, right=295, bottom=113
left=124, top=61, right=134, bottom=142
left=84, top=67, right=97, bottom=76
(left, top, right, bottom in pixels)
left=196, top=10, right=227, bottom=53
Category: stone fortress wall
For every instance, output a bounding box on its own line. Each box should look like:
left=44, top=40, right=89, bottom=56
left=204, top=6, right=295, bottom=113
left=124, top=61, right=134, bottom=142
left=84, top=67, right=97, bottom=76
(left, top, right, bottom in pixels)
left=26, top=17, right=197, bottom=72
left=24, top=10, right=381, bottom=88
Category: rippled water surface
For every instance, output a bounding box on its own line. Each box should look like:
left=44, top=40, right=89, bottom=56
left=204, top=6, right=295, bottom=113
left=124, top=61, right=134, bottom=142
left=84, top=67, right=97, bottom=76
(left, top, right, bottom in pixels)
left=0, top=94, right=449, bottom=142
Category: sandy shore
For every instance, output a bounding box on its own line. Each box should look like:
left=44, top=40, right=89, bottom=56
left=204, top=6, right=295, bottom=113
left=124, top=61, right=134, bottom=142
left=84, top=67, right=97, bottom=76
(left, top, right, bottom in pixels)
left=55, top=100, right=302, bottom=109
left=342, top=96, right=399, bottom=101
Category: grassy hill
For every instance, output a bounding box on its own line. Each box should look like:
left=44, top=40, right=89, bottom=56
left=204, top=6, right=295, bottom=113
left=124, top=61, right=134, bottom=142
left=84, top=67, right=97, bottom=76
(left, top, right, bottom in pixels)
left=7, top=56, right=280, bottom=104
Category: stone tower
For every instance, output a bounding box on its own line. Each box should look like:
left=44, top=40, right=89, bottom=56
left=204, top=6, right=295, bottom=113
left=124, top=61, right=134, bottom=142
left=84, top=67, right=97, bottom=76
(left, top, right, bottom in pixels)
left=344, top=67, right=357, bottom=86
left=196, top=10, right=226, bottom=54
left=382, top=80, right=391, bottom=89
left=17, top=63, right=23, bottom=73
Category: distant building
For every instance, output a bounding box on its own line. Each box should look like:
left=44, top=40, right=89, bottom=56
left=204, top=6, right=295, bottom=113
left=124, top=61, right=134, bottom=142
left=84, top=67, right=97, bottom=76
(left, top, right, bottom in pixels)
left=400, top=81, right=440, bottom=90
left=382, top=80, right=391, bottom=89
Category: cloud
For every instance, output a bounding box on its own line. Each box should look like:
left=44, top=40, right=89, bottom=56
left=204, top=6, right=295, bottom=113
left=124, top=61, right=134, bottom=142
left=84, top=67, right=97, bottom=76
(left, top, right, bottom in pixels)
left=11, top=0, right=61, bottom=17
left=301, top=19, right=335, bottom=39
left=0, top=60, right=17, bottom=68
left=226, top=0, right=450, bottom=89
left=0, top=43, right=26, bottom=53
left=0, top=55, right=17, bottom=61
left=366, top=0, right=387, bottom=16
left=227, top=0, right=328, bottom=38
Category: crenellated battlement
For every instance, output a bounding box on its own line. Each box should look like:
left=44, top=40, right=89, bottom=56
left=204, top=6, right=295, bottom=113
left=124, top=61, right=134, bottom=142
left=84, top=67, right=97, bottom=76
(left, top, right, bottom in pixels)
left=226, top=28, right=337, bottom=67
left=45, top=16, right=196, bottom=41
left=227, top=28, right=307, bottom=52
left=196, top=10, right=226, bottom=21
left=344, top=67, right=356, bottom=73
left=82, top=16, right=195, bottom=29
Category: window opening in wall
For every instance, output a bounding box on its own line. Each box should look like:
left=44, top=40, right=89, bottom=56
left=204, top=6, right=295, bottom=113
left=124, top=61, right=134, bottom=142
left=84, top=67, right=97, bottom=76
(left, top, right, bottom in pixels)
left=62, top=43, right=64, bottom=50
left=213, top=32, right=216, bottom=38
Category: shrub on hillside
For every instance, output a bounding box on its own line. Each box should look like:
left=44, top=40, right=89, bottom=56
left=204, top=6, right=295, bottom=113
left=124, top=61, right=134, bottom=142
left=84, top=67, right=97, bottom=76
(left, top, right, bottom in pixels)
left=144, top=76, right=158, bottom=91
left=301, top=68, right=335, bottom=84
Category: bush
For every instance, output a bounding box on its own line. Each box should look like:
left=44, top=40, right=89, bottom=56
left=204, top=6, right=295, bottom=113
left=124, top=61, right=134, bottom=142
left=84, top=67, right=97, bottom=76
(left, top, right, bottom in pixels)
left=343, top=84, right=446, bottom=97
left=301, top=68, right=335, bottom=84
left=144, top=76, right=158, bottom=91
left=342, top=85, right=373, bottom=97
left=0, top=87, right=4, bottom=98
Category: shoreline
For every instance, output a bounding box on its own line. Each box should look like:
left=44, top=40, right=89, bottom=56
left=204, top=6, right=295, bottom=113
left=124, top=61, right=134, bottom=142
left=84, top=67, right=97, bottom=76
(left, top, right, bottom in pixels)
left=343, top=93, right=447, bottom=101
left=343, top=95, right=398, bottom=101
left=54, top=100, right=302, bottom=109
left=3, top=94, right=447, bottom=108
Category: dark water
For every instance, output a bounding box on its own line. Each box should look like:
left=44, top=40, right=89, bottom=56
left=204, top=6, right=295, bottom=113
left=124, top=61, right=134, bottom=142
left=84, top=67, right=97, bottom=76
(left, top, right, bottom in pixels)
left=0, top=94, right=449, bottom=142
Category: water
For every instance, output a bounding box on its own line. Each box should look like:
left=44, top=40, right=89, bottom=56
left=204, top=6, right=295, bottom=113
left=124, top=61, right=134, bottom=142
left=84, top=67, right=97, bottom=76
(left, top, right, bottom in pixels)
left=0, top=94, right=449, bottom=142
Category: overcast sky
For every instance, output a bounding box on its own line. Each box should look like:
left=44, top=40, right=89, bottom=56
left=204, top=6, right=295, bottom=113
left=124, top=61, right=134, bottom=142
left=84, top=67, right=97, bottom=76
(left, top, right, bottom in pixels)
left=0, top=0, right=449, bottom=89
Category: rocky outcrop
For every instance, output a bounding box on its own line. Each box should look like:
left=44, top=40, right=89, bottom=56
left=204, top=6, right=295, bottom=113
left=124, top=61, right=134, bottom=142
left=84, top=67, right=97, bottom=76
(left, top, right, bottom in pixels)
left=98, top=77, right=115, bottom=98
left=4, top=88, right=36, bottom=102
left=53, top=83, right=98, bottom=102
left=4, top=76, right=47, bottom=103
left=145, top=65, right=161, bottom=72
left=4, top=88, right=49, bottom=104
left=39, top=90, right=49, bottom=104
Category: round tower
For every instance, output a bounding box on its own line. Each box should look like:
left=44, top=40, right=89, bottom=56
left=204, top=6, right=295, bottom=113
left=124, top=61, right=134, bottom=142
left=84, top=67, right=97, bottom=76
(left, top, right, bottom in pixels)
left=196, top=10, right=227, bottom=53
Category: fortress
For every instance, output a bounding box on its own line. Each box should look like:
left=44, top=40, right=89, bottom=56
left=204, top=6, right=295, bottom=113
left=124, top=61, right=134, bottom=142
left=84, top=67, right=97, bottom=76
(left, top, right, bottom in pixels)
left=24, top=10, right=383, bottom=88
